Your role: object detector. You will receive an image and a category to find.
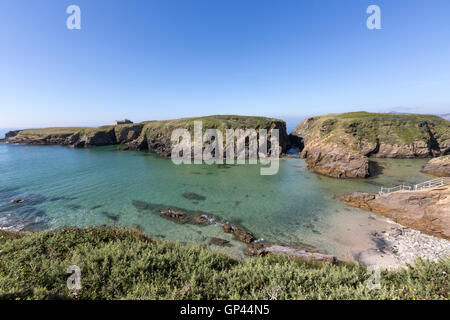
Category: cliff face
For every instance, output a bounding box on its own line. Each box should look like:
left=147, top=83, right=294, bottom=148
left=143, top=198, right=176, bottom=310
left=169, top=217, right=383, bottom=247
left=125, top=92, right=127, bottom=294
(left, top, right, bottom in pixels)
left=5, top=127, right=118, bottom=147
left=127, top=115, right=289, bottom=157
left=5, top=115, right=289, bottom=157
left=290, top=112, right=450, bottom=178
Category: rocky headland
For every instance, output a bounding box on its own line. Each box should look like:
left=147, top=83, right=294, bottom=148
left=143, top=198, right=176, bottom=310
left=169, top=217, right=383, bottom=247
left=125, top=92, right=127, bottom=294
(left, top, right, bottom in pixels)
left=422, top=155, right=450, bottom=177
left=4, top=115, right=289, bottom=158
left=290, top=112, right=449, bottom=178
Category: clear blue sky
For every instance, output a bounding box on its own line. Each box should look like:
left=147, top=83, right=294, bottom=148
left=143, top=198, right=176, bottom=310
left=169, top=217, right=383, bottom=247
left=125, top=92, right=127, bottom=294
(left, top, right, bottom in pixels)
left=0, top=0, right=449, bottom=128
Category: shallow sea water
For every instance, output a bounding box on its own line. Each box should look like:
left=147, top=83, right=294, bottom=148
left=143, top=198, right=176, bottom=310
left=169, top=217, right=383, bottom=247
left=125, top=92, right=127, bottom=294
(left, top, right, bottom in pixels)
left=0, top=143, right=431, bottom=260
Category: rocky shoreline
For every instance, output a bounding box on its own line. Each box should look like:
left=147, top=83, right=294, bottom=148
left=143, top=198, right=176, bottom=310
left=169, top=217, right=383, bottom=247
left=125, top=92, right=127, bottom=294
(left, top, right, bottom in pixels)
left=339, top=185, right=450, bottom=240
left=354, top=222, right=450, bottom=270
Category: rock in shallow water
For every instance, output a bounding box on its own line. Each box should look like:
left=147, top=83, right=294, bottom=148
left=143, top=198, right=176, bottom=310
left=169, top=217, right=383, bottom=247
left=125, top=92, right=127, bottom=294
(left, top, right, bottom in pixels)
left=182, top=192, right=206, bottom=201
left=209, top=237, right=232, bottom=247
left=246, top=242, right=337, bottom=264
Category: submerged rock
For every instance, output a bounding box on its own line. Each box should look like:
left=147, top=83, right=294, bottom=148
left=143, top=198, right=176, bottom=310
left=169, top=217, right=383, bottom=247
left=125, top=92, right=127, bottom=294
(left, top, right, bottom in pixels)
left=0, top=206, right=49, bottom=232
left=66, top=204, right=82, bottom=210
left=246, top=242, right=337, bottom=264
left=10, top=199, right=25, bottom=204
left=159, top=209, right=214, bottom=226
left=101, top=211, right=120, bottom=222
left=18, top=194, right=47, bottom=206
left=49, top=196, right=78, bottom=202
left=209, top=237, right=232, bottom=247
left=132, top=200, right=156, bottom=212
left=182, top=192, right=206, bottom=201
left=223, top=223, right=255, bottom=243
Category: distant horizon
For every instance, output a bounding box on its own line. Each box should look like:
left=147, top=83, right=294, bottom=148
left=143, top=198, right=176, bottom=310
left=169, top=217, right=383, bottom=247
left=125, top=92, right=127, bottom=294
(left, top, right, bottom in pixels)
left=1, top=109, right=449, bottom=140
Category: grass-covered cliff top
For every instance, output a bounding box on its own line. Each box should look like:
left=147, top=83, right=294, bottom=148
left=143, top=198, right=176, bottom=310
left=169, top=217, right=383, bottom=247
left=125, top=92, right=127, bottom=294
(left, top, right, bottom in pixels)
left=0, top=227, right=448, bottom=300
left=18, top=126, right=115, bottom=137
left=14, top=115, right=286, bottom=138
left=292, top=111, right=449, bottom=149
left=138, top=115, right=286, bottom=138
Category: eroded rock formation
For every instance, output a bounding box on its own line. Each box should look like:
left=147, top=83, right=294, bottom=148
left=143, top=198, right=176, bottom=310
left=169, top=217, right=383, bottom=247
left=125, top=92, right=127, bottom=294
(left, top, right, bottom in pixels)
left=340, top=186, right=450, bottom=240
left=289, top=112, right=450, bottom=178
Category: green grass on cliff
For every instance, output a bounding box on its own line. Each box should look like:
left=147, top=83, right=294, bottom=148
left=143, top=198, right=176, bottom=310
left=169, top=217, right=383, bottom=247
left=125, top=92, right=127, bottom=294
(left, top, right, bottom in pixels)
left=0, top=227, right=448, bottom=300
left=16, top=115, right=286, bottom=139
left=19, top=126, right=115, bottom=137
left=293, top=111, right=449, bottom=151
left=141, top=115, right=284, bottom=131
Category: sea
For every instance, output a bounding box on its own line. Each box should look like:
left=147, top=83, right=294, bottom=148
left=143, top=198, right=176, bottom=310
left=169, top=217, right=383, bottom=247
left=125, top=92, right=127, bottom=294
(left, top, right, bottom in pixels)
left=0, top=140, right=431, bottom=261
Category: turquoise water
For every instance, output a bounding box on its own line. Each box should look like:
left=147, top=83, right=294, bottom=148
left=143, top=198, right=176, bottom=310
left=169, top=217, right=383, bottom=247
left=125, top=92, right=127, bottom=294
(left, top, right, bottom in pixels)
left=0, top=143, right=431, bottom=260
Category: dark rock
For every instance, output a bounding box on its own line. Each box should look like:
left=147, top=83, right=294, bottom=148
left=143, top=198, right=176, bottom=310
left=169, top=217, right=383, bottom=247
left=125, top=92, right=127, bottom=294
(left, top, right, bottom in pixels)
left=223, top=224, right=232, bottom=233
left=66, top=204, right=81, bottom=210
left=10, top=199, right=24, bottom=204
left=101, top=211, right=120, bottom=222
left=246, top=242, right=337, bottom=264
left=209, top=237, right=232, bottom=247
left=182, top=192, right=206, bottom=201
left=22, top=194, right=47, bottom=206
left=49, top=196, right=77, bottom=202
left=132, top=200, right=155, bottom=212
left=160, top=209, right=189, bottom=224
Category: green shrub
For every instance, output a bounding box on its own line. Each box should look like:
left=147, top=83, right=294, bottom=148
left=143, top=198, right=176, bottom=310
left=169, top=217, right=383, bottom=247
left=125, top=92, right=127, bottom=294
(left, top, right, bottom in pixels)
left=0, top=227, right=448, bottom=300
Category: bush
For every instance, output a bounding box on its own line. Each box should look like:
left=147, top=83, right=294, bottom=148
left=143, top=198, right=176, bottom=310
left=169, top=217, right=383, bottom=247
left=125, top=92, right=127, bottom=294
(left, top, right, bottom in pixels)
left=0, top=227, right=448, bottom=300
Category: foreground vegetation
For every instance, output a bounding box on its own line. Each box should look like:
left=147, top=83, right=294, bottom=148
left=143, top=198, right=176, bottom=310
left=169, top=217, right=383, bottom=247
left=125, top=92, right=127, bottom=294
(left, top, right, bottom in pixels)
left=0, top=227, right=448, bottom=300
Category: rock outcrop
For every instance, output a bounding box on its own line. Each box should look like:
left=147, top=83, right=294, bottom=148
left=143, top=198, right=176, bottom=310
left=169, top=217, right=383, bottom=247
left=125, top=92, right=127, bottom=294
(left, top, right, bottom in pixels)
left=300, top=143, right=369, bottom=178
left=290, top=112, right=450, bottom=178
left=422, top=155, right=450, bottom=177
left=5, top=115, right=290, bottom=158
left=5, top=127, right=117, bottom=147
left=340, top=186, right=450, bottom=240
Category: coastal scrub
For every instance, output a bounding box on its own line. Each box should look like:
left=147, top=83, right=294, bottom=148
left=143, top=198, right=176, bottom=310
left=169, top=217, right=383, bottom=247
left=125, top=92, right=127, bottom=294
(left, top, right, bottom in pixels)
left=0, top=227, right=448, bottom=300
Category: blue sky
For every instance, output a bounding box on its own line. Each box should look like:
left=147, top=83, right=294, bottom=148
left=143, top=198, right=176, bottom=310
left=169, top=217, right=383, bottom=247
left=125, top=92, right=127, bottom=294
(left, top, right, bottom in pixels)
left=0, top=0, right=449, bottom=128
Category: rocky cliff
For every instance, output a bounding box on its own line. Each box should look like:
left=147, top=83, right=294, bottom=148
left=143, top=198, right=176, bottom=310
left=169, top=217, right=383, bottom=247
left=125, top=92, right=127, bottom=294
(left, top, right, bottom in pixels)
left=339, top=185, right=450, bottom=240
left=5, top=115, right=289, bottom=157
left=290, top=112, right=450, bottom=178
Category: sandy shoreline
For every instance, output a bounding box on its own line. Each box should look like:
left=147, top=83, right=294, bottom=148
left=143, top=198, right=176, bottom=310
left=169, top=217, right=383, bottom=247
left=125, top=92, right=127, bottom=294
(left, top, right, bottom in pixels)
left=348, top=217, right=449, bottom=270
